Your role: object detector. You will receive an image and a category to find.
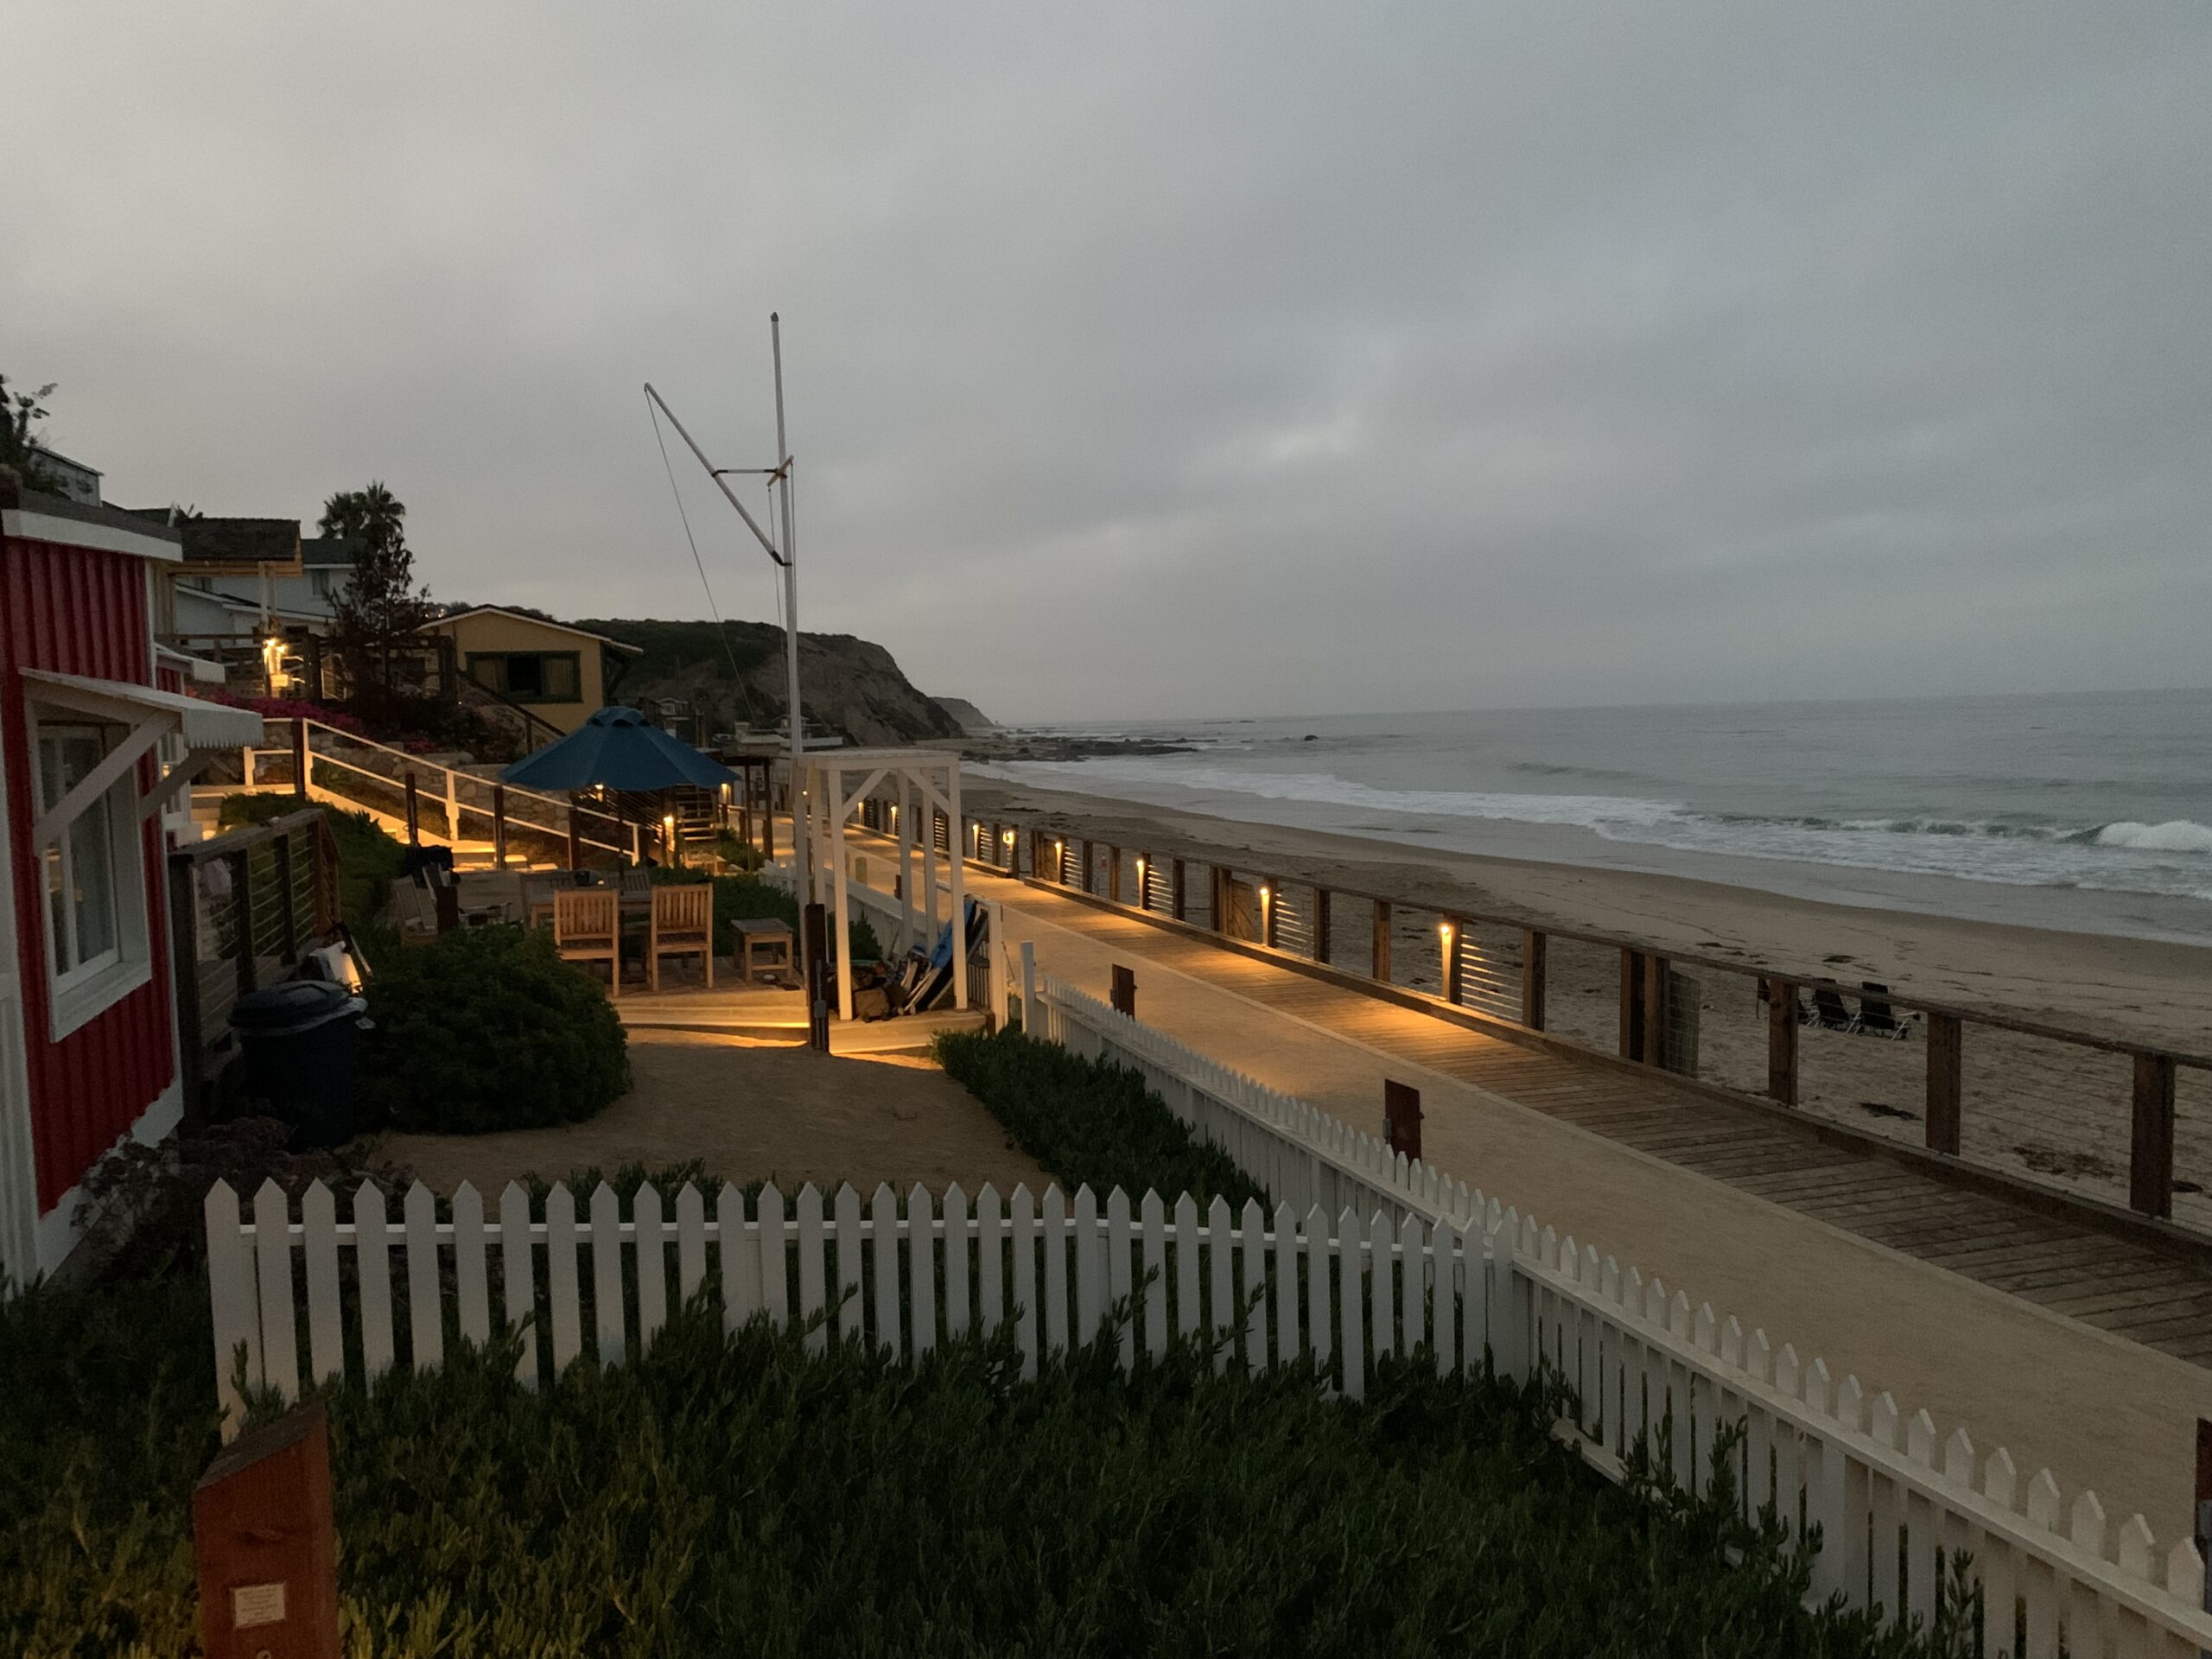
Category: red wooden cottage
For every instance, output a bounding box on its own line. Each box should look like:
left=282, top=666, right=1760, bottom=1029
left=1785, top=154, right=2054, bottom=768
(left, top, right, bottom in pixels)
left=0, top=480, right=260, bottom=1284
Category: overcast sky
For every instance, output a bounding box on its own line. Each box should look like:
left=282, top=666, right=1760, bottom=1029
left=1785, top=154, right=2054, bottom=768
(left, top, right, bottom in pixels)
left=6, top=3, right=2208, bottom=722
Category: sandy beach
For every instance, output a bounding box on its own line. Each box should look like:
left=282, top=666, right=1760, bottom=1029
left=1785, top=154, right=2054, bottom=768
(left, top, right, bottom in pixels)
left=963, top=772, right=2212, bottom=1223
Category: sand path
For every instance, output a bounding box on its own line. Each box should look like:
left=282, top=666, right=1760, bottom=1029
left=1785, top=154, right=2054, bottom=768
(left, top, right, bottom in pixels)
left=380, top=1030, right=1049, bottom=1199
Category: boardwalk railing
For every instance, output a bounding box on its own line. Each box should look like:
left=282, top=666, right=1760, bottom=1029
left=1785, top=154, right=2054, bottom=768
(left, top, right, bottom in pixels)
left=1009, top=968, right=2212, bottom=1659
left=966, top=819, right=2212, bottom=1236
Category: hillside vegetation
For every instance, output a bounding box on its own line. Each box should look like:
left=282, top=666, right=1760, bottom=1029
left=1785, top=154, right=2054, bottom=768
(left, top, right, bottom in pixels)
left=581, top=616, right=960, bottom=747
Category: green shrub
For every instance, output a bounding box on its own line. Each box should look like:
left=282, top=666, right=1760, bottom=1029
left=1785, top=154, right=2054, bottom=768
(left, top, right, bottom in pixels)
left=360, top=926, right=629, bottom=1134
left=0, top=1274, right=1967, bottom=1657
left=713, top=829, right=765, bottom=872
left=936, top=1028, right=1267, bottom=1211
left=218, top=794, right=406, bottom=927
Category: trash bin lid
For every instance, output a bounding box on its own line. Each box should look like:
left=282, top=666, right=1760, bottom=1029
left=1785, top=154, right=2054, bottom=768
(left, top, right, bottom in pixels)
left=231, top=979, right=359, bottom=1035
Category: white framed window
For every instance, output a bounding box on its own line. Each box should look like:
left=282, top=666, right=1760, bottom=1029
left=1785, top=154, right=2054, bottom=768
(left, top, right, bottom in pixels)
left=34, top=720, right=151, bottom=1036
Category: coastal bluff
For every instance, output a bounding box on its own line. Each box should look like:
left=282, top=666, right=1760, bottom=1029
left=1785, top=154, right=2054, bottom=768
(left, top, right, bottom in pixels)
left=578, top=616, right=963, bottom=747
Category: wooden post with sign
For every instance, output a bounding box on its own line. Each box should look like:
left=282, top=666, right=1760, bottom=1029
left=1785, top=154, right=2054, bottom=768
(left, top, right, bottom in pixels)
left=1110, top=963, right=1136, bottom=1020
left=1383, top=1079, right=1422, bottom=1163
left=1372, top=899, right=1392, bottom=983
left=193, top=1402, right=340, bottom=1659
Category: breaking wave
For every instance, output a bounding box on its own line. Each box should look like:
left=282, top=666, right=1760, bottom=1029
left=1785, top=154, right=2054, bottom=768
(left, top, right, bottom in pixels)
left=982, top=759, right=2212, bottom=903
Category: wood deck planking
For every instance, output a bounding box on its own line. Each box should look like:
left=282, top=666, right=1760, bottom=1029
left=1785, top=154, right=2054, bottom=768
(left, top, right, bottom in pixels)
left=1003, top=880, right=2212, bottom=1365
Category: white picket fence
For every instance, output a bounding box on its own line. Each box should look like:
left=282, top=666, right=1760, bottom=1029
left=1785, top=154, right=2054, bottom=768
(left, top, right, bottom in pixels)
left=200, top=962, right=2212, bottom=1657
left=1014, top=969, right=2212, bottom=1659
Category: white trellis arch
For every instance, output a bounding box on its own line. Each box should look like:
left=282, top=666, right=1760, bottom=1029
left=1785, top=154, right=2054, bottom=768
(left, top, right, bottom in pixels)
left=800, top=748, right=965, bottom=1021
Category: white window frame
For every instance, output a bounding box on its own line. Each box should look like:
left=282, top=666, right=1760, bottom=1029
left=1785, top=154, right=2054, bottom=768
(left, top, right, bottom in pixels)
left=28, top=710, right=154, bottom=1040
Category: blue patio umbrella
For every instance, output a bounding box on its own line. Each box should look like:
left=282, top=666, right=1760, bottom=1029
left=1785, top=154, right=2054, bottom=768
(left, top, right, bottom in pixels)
left=502, top=705, right=736, bottom=792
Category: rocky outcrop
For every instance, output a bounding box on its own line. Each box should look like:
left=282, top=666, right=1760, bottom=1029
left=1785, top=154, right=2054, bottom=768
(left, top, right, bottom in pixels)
left=931, top=696, right=998, bottom=734
left=576, top=617, right=961, bottom=748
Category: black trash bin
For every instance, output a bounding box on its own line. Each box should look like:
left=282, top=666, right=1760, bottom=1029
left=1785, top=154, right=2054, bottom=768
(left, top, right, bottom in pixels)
left=230, top=980, right=371, bottom=1148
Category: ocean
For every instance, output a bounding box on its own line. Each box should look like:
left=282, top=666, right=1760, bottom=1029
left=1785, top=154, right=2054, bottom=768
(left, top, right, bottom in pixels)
left=978, top=690, right=2212, bottom=944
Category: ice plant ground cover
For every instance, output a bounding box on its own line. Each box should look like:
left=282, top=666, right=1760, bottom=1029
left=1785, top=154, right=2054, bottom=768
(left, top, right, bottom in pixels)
left=3, top=1262, right=1975, bottom=1658
left=4, top=1031, right=1981, bottom=1656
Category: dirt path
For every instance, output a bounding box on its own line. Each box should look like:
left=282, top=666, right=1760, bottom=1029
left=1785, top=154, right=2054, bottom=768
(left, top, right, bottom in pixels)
left=380, top=1030, right=1048, bottom=1198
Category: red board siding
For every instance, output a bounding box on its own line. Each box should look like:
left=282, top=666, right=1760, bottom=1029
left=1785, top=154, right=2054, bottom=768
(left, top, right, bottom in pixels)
left=0, top=537, right=175, bottom=1212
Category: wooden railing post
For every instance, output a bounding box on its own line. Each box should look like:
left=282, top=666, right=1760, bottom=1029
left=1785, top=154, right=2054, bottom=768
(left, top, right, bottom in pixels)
left=403, top=773, right=421, bottom=847
left=1313, top=887, right=1332, bottom=965
left=2133, top=1054, right=2177, bottom=1218
left=1171, top=858, right=1186, bottom=921
left=566, top=793, right=583, bottom=870
left=291, top=717, right=308, bottom=800
left=1643, top=953, right=1670, bottom=1069
left=491, top=785, right=508, bottom=872
left=1619, top=949, right=1644, bottom=1059
left=1081, top=839, right=1094, bottom=894
left=1767, top=978, right=1798, bottom=1106
left=1440, top=918, right=1462, bottom=1005
left=1521, top=928, right=1547, bottom=1030
left=1926, top=1013, right=1962, bottom=1154
left=1210, top=868, right=1225, bottom=933
left=1371, top=899, right=1392, bottom=983
left=1262, top=881, right=1280, bottom=950
left=1108, top=846, right=1122, bottom=903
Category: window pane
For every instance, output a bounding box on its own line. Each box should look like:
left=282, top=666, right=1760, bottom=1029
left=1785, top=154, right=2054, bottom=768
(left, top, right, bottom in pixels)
left=543, top=656, right=579, bottom=700
left=468, top=657, right=505, bottom=693
left=69, top=793, right=118, bottom=963
left=38, top=725, right=119, bottom=975
left=508, top=655, right=545, bottom=698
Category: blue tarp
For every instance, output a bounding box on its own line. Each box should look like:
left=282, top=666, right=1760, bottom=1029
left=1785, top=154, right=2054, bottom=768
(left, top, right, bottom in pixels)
left=501, top=705, right=737, bottom=792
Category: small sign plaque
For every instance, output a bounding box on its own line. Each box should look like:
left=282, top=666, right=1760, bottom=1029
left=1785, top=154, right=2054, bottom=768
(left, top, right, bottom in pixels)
left=232, top=1582, right=288, bottom=1628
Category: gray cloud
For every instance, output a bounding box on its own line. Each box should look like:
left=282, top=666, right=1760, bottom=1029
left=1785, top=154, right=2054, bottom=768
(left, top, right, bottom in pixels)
left=6, top=2, right=2208, bottom=721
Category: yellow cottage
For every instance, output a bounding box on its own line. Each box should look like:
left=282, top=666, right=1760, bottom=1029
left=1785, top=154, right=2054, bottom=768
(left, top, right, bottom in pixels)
left=417, top=606, right=643, bottom=736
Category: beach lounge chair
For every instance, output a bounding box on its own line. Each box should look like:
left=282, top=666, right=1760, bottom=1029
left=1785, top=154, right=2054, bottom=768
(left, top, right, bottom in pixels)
left=648, top=884, right=715, bottom=991
left=1806, top=987, right=1859, bottom=1033
left=1857, top=982, right=1914, bottom=1039
left=555, top=888, right=621, bottom=998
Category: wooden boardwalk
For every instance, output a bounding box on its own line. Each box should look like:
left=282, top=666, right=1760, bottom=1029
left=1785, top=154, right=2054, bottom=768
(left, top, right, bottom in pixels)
left=985, top=876, right=2212, bottom=1367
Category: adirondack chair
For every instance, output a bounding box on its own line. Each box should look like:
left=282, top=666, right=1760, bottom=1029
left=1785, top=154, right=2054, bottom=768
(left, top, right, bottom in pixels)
left=555, top=888, right=621, bottom=997
left=648, top=884, right=715, bottom=991
left=1805, top=987, right=1859, bottom=1033
left=1857, top=982, right=1914, bottom=1039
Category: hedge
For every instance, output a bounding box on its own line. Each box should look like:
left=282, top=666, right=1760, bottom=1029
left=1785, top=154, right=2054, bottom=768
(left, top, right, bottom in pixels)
left=935, top=1027, right=1267, bottom=1211
left=0, top=1281, right=1971, bottom=1657
left=360, top=926, right=629, bottom=1134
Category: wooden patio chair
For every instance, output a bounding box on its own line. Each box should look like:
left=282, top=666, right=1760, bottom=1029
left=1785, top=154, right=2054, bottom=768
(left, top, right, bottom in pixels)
left=555, top=888, right=622, bottom=998
left=648, top=884, right=715, bottom=991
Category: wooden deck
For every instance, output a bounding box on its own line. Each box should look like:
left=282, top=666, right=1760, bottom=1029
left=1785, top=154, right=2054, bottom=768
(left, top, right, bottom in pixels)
left=989, top=876, right=2212, bottom=1367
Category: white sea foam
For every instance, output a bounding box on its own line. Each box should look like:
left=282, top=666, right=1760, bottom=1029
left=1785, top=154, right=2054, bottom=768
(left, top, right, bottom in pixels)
left=2094, top=819, right=2212, bottom=854
left=982, top=753, right=2212, bottom=905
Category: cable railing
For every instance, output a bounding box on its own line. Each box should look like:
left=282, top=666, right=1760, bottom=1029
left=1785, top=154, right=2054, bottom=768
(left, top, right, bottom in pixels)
left=974, top=823, right=2212, bottom=1241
